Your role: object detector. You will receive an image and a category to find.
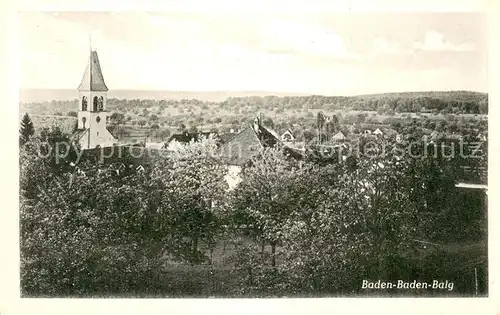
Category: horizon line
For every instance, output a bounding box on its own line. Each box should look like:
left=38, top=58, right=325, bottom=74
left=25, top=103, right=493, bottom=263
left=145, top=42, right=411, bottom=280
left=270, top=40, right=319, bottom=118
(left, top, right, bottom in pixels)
left=19, top=88, right=488, bottom=98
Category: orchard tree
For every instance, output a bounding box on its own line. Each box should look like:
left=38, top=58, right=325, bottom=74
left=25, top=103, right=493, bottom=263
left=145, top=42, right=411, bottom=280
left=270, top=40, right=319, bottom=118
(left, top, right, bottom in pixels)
left=113, top=125, right=130, bottom=140
left=316, top=112, right=325, bottom=142
left=20, top=126, right=81, bottom=201
left=262, top=117, right=275, bottom=130
left=274, top=140, right=423, bottom=294
left=157, top=129, right=171, bottom=141
left=230, top=147, right=305, bottom=267
left=19, top=138, right=51, bottom=201
left=109, top=112, right=125, bottom=125
left=151, top=136, right=228, bottom=263
left=20, top=163, right=163, bottom=295
left=38, top=127, right=81, bottom=175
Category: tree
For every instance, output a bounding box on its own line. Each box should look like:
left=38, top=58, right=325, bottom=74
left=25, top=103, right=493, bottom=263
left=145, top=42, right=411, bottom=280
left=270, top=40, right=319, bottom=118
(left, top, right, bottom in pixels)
left=157, top=129, right=171, bottom=141
left=20, top=113, right=35, bottom=145
left=20, top=163, right=165, bottom=295
left=150, top=136, right=228, bottom=263
left=188, top=125, right=198, bottom=134
left=262, top=117, right=275, bottom=130
left=20, top=138, right=50, bottom=201
left=150, top=124, right=160, bottom=139
left=303, top=129, right=316, bottom=143
left=316, top=112, right=325, bottom=142
left=478, top=98, right=488, bottom=114
left=114, top=126, right=130, bottom=140
left=324, top=115, right=339, bottom=141
left=36, top=126, right=81, bottom=176
left=230, top=147, right=303, bottom=268
left=272, top=141, right=423, bottom=294
left=109, top=112, right=125, bottom=125
left=177, top=123, right=187, bottom=132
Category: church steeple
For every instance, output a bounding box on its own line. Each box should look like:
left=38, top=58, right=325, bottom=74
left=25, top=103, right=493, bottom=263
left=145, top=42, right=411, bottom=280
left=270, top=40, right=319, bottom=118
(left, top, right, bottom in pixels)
left=77, top=50, right=108, bottom=92
left=74, top=47, right=116, bottom=149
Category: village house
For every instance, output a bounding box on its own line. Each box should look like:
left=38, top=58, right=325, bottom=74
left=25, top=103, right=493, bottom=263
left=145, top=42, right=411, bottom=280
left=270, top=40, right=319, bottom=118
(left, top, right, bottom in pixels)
left=477, top=133, right=487, bottom=142
left=331, top=131, right=346, bottom=142
left=347, top=124, right=357, bottom=134
left=281, top=129, right=295, bottom=142
left=396, top=133, right=404, bottom=143
left=164, top=131, right=220, bottom=151
left=220, top=117, right=281, bottom=167
left=145, top=141, right=165, bottom=150
left=220, top=116, right=303, bottom=189
left=430, top=131, right=442, bottom=142
left=444, top=133, right=464, bottom=141
left=381, top=128, right=398, bottom=139
left=373, top=128, right=384, bottom=137
left=219, top=131, right=238, bottom=144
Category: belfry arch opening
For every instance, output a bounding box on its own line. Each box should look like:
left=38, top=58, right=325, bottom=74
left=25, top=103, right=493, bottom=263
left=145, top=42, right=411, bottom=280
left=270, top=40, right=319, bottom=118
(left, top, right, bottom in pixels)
left=93, top=96, right=98, bottom=111
left=82, top=96, right=88, bottom=111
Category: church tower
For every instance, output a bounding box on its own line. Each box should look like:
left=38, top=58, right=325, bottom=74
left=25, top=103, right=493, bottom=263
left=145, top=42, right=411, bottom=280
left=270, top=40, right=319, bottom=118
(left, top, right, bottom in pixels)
left=74, top=49, right=117, bottom=149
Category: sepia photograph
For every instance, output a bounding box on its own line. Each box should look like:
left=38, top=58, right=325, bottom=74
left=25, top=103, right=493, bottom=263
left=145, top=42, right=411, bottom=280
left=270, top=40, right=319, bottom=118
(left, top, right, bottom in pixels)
left=17, top=9, right=489, bottom=299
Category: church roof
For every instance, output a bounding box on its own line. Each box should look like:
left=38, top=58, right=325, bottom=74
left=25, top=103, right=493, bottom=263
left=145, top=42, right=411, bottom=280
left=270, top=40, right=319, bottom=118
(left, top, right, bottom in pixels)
left=77, top=51, right=109, bottom=92
left=72, top=128, right=89, bottom=142
left=106, top=127, right=118, bottom=140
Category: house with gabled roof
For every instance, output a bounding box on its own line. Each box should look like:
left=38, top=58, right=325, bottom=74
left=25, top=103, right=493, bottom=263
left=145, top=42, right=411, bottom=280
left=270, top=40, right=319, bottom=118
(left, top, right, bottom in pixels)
left=165, top=131, right=220, bottom=151
left=373, top=128, right=384, bottom=137
left=477, top=133, right=487, bottom=142
left=430, top=131, right=442, bottom=141
left=281, top=129, right=295, bottom=142
left=220, top=117, right=302, bottom=167
left=220, top=117, right=303, bottom=190
left=331, top=131, right=346, bottom=141
left=348, top=124, right=358, bottom=134
left=219, top=132, right=238, bottom=144
left=381, top=128, right=398, bottom=139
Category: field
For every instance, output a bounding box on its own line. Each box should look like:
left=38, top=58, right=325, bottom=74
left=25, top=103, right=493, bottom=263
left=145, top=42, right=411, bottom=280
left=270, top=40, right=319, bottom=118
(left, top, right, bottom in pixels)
left=20, top=90, right=488, bottom=147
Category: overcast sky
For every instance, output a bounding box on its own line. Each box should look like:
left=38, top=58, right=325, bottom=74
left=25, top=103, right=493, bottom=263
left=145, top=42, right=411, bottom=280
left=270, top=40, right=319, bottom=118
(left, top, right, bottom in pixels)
left=18, top=11, right=487, bottom=95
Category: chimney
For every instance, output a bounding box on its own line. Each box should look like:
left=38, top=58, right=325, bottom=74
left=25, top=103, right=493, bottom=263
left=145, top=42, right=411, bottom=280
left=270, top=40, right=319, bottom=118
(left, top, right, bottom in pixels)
left=253, top=116, right=260, bottom=133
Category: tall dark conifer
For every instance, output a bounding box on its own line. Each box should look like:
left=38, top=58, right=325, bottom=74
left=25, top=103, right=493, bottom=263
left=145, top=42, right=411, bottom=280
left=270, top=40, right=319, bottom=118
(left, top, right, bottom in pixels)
left=20, top=113, right=35, bottom=146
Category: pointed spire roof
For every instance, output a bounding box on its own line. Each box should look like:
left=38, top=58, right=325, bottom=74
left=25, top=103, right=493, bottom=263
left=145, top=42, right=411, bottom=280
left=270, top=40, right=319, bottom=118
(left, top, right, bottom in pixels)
left=77, top=50, right=108, bottom=91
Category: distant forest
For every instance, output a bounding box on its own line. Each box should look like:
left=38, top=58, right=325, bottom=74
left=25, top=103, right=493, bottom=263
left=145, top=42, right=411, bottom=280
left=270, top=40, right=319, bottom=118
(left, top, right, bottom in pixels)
left=20, top=91, right=488, bottom=116
left=219, top=91, right=488, bottom=114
